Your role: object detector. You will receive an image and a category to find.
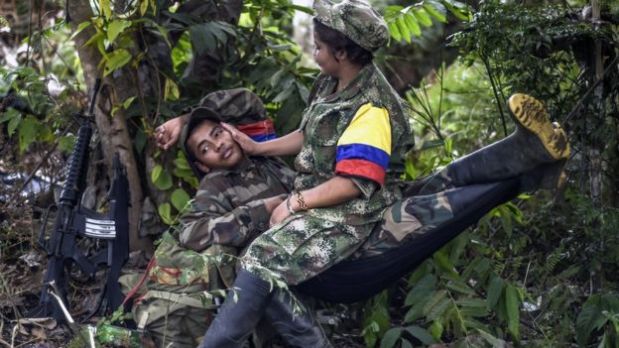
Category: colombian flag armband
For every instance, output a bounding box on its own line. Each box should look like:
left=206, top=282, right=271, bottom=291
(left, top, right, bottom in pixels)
left=335, top=103, right=391, bottom=186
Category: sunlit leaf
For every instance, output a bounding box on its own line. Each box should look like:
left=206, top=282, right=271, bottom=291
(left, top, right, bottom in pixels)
left=103, top=48, right=132, bottom=76
left=388, top=21, right=402, bottom=42
left=424, top=2, right=447, bottom=23
left=70, top=21, right=93, bottom=40
left=404, top=13, right=421, bottom=38
left=396, top=16, right=411, bottom=43
left=140, top=0, right=148, bottom=16
left=158, top=203, right=173, bottom=225
left=413, top=8, right=433, bottom=27
left=151, top=164, right=163, bottom=183
left=18, top=116, right=39, bottom=153
left=171, top=188, right=190, bottom=212
left=164, top=78, right=180, bottom=101
left=107, top=19, right=132, bottom=44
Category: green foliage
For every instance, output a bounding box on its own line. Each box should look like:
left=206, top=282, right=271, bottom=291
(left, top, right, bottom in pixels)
left=384, top=0, right=471, bottom=44
left=362, top=291, right=391, bottom=347
left=576, top=293, right=619, bottom=346
left=451, top=0, right=619, bottom=192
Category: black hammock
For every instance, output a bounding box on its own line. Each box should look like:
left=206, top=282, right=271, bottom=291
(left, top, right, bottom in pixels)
left=296, top=179, right=520, bottom=303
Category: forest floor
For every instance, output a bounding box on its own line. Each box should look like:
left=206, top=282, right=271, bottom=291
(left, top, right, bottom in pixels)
left=0, top=197, right=371, bottom=347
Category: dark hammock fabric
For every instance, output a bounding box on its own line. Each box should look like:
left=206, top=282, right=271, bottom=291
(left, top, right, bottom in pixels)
left=295, top=179, right=521, bottom=303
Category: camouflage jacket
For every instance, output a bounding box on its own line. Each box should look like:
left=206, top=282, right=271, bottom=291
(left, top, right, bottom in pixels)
left=177, top=156, right=295, bottom=251
left=294, top=63, right=413, bottom=225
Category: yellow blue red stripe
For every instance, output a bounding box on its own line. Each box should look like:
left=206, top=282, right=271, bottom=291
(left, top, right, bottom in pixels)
left=336, top=144, right=389, bottom=169
left=335, top=103, right=392, bottom=185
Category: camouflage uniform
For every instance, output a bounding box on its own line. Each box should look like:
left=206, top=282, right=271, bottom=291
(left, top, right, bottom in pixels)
left=129, top=89, right=294, bottom=348
left=241, top=62, right=413, bottom=285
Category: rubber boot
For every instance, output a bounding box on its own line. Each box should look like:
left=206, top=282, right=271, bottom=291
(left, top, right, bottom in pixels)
left=199, top=270, right=273, bottom=348
left=264, top=290, right=332, bottom=348
left=419, top=93, right=570, bottom=194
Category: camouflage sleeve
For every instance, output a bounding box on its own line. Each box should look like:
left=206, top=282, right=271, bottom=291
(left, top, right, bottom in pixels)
left=177, top=186, right=270, bottom=252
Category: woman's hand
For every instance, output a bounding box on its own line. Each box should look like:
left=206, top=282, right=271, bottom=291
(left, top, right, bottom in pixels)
left=155, top=116, right=186, bottom=150
left=221, top=123, right=260, bottom=155
left=269, top=198, right=292, bottom=227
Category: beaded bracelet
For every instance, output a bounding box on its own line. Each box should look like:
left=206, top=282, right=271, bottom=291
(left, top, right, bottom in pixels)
left=294, top=191, right=308, bottom=211
left=285, top=196, right=296, bottom=215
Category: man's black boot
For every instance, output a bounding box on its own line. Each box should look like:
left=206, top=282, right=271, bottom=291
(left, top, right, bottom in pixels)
left=419, top=94, right=570, bottom=194
left=264, top=290, right=332, bottom=348
left=199, top=270, right=273, bottom=348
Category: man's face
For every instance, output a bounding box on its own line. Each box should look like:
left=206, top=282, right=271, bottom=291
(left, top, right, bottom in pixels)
left=186, top=120, right=244, bottom=171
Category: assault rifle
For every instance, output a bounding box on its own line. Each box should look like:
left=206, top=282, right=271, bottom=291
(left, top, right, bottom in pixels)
left=32, top=79, right=130, bottom=322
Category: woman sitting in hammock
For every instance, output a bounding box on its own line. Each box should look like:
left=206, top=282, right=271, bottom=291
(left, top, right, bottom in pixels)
left=155, top=1, right=570, bottom=346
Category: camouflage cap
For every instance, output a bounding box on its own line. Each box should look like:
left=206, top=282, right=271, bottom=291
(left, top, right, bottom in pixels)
left=198, top=88, right=266, bottom=124
left=313, top=0, right=389, bottom=52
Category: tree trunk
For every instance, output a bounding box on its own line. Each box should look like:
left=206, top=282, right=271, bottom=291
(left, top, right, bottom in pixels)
left=68, top=0, right=152, bottom=252
left=589, top=0, right=603, bottom=208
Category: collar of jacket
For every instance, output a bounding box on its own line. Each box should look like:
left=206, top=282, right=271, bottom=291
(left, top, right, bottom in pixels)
left=319, top=63, right=376, bottom=103
left=211, top=155, right=255, bottom=176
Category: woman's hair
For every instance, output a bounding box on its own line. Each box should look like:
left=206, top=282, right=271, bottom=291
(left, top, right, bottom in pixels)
left=313, top=18, right=373, bottom=66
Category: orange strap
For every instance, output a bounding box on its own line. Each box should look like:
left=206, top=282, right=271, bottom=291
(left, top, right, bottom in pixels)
left=122, top=257, right=156, bottom=306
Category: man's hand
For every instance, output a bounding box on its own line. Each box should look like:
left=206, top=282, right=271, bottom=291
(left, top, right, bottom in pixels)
left=263, top=195, right=286, bottom=214
left=269, top=199, right=292, bottom=227
left=155, top=116, right=186, bottom=150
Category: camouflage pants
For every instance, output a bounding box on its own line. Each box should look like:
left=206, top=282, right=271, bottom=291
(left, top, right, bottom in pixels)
left=241, top=215, right=374, bottom=285
left=357, top=159, right=525, bottom=257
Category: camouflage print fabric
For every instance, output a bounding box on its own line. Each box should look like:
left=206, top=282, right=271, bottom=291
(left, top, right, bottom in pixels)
left=178, top=156, right=294, bottom=251
left=241, top=63, right=413, bottom=284
left=295, top=63, right=413, bottom=226
left=355, top=178, right=455, bottom=257
left=313, top=0, right=389, bottom=52
left=197, top=87, right=267, bottom=125
left=129, top=156, right=295, bottom=346
left=242, top=214, right=372, bottom=285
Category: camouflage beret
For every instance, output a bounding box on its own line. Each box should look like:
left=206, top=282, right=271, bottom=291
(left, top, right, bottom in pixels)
left=313, top=0, right=389, bottom=52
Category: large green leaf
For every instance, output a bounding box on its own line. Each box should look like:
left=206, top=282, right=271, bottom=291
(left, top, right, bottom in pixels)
left=576, top=294, right=619, bottom=345
left=158, top=203, right=173, bottom=225
left=107, top=19, right=132, bottom=44
left=405, top=325, right=436, bottom=345
left=104, top=48, right=132, bottom=76
left=413, top=8, right=433, bottom=27
left=504, top=284, right=520, bottom=340
left=151, top=164, right=173, bottom=190
left=380, top=328, right=402, bottom=348
left=423, top=2, right=447, bottom=23
left=171, top=188, right=190, bottom=213
left=486, top=275, right=504, bottom=310
left=18, top=116, right=40, bottom=153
